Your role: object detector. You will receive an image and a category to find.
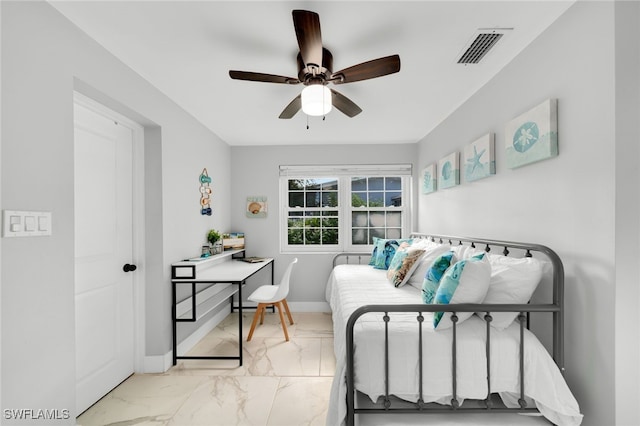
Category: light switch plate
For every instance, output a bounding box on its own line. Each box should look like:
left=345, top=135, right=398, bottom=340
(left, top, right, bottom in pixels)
left=3, top=210, right=52, bottom=237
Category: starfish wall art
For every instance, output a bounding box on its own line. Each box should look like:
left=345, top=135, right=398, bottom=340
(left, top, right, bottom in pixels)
left=464, top=133, right=495, bottom=182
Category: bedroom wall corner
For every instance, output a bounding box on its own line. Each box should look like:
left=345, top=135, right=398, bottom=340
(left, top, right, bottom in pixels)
left=614, top=1, right=640, bottom=425
left=0, top=0, right=3, bottom=414
left=229, top=143, right=418, bottom=307
left=1, top=1, right=233, bottom=420
left=415, top=2, right=616, bottom=425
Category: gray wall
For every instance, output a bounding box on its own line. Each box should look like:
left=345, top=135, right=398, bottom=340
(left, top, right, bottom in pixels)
left=415, top=2, right=639, bottom=425
left=614, top=2, right=640, bottom=425
left=229, top=144, right=417, bottom=307
left=1, top=1, right=231, bottom=421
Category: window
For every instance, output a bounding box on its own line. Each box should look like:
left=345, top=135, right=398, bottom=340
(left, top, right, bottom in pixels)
left=280, top=165, right=412, bottom=253
left=350, top=176, right=404, bottom=244
left=286, top=178, right=340, bottom=247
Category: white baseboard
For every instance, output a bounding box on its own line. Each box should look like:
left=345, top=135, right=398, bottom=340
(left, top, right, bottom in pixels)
left=287, top=301, right=331, bottom=312
left=144, top=306, right=231, bottom=373
left=237, top=301, right=330, bottom=312
left=144, top=301, right=331, bottom=373
left=176, top=308, right=230, bottom=354
left=142, top=353, right=172, bottom=374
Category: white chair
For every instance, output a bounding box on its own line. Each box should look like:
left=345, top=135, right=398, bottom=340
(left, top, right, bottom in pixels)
left=247, top=258, right=297, bottom=342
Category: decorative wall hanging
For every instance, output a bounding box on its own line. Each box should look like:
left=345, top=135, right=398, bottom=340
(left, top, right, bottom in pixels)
left=246, top=196, right=268, bottom=218
left=505, top=98, right=558, bottom=169
left=422, top=163, right=437, bottom=194
left=199, top=168, right=212, bottom=216
left=438, top=152, right=460, bottom=189
left=464, top=133, right=495, bottom=182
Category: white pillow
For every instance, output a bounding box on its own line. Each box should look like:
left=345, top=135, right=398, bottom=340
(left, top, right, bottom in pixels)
left=433, top=254, right=491, bottom=330
left=408, top=243, right=451, bottom=289
left=478, top=254, right=545, bottom=330
left=451, top=244, right=485, bottom=260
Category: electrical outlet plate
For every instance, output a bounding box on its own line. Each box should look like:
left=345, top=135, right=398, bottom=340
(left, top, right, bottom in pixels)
left=2, top=210, right=52, bottom=237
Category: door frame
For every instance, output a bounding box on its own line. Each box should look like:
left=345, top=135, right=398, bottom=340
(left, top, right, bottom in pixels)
left=73, top=91, right=146, bottom=373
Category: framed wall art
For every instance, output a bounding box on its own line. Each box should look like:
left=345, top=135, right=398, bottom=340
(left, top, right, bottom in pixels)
left=505, top=98, right=558, bottom=169
left=464, top=133, right=495, bottom=182
left=438, top=152, right=460, bottom=189
left=246, top=196, right=267, bottom=218
left=422, top=163, right=437, bottom=194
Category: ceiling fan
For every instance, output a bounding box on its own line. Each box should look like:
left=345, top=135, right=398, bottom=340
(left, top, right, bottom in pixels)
left=229, top=10, right=401, bottom=119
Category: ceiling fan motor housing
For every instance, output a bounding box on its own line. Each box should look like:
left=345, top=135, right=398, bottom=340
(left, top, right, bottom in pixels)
left=297, top=48, right=333, bottom=85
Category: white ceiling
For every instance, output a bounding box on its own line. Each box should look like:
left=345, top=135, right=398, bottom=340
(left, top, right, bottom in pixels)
left=50, top=1, right=575, bottom=146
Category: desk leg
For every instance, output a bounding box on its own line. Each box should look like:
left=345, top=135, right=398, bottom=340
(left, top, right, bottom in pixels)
left=172, top=283, right=177, bottom=366
left=238, top=280, right=243, bottom=366
left=270, top=261, right=276, bottom=313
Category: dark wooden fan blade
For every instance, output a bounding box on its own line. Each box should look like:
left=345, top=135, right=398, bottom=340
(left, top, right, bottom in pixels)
left=229, top=70, right=300, bottom=84
left=279, top=95, right=302, bottom=119
left=330, top=89, right=362, bottom=117
left=292, top=10, right=323, bottom=68
left=332, top=55, right=401, bottom=84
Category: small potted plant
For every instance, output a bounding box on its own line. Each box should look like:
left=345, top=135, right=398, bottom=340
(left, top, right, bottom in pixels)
left=207, top=229, right=223, bottom=255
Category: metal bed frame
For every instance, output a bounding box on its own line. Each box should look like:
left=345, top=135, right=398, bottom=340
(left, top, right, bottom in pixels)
left=333, top=233, right=564, bottom=426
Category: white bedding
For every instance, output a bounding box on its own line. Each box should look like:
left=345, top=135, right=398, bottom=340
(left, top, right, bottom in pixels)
left=325, top=264, right=583, bottom=426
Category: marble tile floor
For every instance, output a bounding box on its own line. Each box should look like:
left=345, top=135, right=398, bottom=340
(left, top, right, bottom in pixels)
left=77, top=311, right=550, bottom=426
left=77, top=312, right=335, bottom=426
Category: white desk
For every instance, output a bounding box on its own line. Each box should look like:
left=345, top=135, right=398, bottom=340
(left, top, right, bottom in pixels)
left=171, top=250, right=274, bottom=366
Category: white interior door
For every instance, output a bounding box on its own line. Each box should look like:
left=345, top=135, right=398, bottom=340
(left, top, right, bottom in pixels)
left=74, top=100, right=135, bottom=415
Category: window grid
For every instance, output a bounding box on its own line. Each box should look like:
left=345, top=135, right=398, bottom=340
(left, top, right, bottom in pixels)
left=281, top=174, right=410, bottom=252
left=286, top=178, right=340, bottom=247
left=350, top=176, right=403, bottom=246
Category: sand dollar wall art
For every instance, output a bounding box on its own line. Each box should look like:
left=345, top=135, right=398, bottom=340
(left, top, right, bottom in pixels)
left=505, top=98, right=558, bottom=168
left=438, top=152, right=460, bottom=190
left=464, top=133, right=495, bottom=182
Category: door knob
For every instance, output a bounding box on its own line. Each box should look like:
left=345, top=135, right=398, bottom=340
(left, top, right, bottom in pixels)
left=123, top=263, right=137, bottom=272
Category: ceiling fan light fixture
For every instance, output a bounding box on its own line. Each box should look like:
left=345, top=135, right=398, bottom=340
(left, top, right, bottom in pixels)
left=301, top=85, right=332, bottom=116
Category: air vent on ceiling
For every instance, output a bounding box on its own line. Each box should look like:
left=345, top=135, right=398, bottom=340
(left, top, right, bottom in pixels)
left=457, top=28, right=512, bottom=64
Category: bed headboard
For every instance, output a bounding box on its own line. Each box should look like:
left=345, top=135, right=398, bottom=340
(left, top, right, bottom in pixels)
left=333, top=232, right=565, bottom=370
left=409, top=232, right=564, bottom=370
left=409, top=232, right=564, bottom=303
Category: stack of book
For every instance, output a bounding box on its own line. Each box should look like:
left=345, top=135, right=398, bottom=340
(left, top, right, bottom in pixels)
left=240, top=256, right=266, bottom=263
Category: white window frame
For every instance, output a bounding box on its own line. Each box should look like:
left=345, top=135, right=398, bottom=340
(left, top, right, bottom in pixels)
left=279, top=165, right=412, bottom=253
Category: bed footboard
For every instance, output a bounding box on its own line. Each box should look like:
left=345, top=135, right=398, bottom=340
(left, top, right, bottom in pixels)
left=346, top=303, right=559, bottom=425
left=343, top=233, right=565, bottom=426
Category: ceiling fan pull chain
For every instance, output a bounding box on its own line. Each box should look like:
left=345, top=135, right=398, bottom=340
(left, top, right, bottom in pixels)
left=306, top=114, right=309, bottom=130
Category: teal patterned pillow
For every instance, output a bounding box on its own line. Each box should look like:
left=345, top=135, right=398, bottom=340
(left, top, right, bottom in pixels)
left=369, top=237, right=413, bottom=270
left=433, top=254, right=491, bottom=329
left=421, top=251, right=455, bottom=303
left=368, top=237, right=384, bottom=266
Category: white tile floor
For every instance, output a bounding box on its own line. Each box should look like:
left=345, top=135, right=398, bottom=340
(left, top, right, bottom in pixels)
left=77, top=312, right=550, bottom=426
left=77, top=312, right=334, bottom=426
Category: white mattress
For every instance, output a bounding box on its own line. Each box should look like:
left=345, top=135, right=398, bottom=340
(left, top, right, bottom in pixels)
left=325, top=264, right=582, bottom=426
